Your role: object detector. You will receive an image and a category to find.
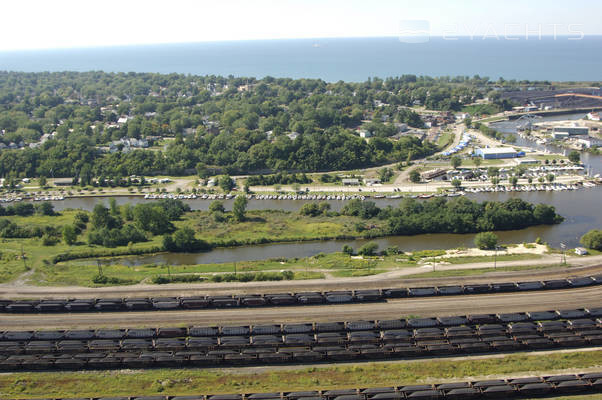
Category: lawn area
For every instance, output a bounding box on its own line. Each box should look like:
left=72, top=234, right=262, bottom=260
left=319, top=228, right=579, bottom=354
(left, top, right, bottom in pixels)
left=189, top=210, right=385, bottom=246
left=39, top=253, right=414, bottom=287
left=0, top=351, right=599, bottom=398
left=437, top=130, right=454, bottom=149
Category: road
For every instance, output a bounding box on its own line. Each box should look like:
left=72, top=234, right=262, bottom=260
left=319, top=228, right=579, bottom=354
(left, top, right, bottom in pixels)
left=394, top=124, right=464, bottom=185
left=1, top=258, right=600, bottom=299
left=2, top=286, right=600, bottom=330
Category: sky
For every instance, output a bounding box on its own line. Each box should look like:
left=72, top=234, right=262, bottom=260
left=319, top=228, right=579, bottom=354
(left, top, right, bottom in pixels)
left=0, top=0, right=600, bottom=51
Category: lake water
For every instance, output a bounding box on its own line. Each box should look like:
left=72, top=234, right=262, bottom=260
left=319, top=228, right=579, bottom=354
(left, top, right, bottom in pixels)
left=2, top=37, right=601, bottom=82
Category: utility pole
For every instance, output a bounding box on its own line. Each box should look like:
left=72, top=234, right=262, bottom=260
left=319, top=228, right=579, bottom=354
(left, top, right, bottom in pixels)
left=494, top=246, right=499, bottom=270
left=21, top=245, right=27, bottom=270
left=96, top=260, right=103, bottom=276
left=234, top=261, right=237, bottom=275
left=560, top=243, right=566, bottom=265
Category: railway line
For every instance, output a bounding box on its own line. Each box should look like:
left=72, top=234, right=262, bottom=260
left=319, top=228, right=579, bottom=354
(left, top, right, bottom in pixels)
left=0, top=275, right=599, bottom=315
left=0, top=307, right=601, bottom=372
left=2, top=285, right=600, bottom=330
left=3, top=263, right=601, bottom=299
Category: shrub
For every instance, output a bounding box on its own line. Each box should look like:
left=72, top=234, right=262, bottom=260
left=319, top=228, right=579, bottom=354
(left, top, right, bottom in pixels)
left=163, top=227, right=210, bottom=252
left=42, top=233, right=59, bottom=246
left=342, top=244, right=354, bottom=255
left=474, top=231, right=498, bottom=250
left=580, top=229, right=602, bottom=250
left=209, top=270, right=293, bottom=283
left=62, top=225, right=77, bottom=245
left=92, top=275, right=135, bottom=285
left=357, top=241, right=379, bottom=256
left=152, top=275, right=205, bottom=284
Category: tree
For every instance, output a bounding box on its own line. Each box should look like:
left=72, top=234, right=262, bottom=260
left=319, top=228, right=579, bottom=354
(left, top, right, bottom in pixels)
left=451, top=178, right=462, bottom=189
left=487, top=167, right=499, bottom=177
left=378, top=167, right=394, bottom=183
left=450, top=156, right=462, bottom=169
left=464, top=116, right=472, bottom=128
left=232, top=194, right=248, bottom=222
left=219, top=175, right=235, bottom=192
left=38, top=176, right=47, bottom=188
left=163, top=227, right=208, bottom=252
left=473, top=157, right=482, bottom=169
left=490, top=177, right=500, bottom=185
left=509, top=176, right=519, bottom=186
left=209, top=200, right=225, bottom=214
left=568, top=151, right=580, bottom=164
left=580, top=229, right=602, bottom=250
left=533, top=204, right=563, bottom=224
left=546, top=173, right=555, bottom=183
left=91, top=204, right=121, bottom=230
left=35, top=201, right=55, bottom=216
left=409, top=169, right=421, bottom=183
left=357, top=241, right=379, bottom=256
left=133, top=203, right=173, bottom=235
left=62, top=225, right=77, bottom=245
left=474, top=231, right=498, bottom=250
left=342, top=244, right=354, bottom=255
left=299, top=202, right=322, bottom=217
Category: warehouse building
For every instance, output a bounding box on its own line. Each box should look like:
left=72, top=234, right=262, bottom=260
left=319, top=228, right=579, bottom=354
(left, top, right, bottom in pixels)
left=475, top=147, right=518, bottom=159
left=553, top=126, right=589, bottom=136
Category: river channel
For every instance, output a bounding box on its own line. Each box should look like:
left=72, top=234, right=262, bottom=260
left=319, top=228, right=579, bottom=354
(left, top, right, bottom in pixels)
left=58, top=113, right=602, bottom=265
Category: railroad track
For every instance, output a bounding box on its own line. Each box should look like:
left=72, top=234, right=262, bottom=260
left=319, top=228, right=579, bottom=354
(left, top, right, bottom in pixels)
left=1, top=307, right=600, bottom=372
left=1, top=276, right=599, bottom=314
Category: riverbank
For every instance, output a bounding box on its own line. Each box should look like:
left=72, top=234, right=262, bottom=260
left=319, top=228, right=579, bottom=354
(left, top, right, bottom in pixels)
left=13, top=241, right=598, bottom=288
left=0, top=195, right=567, bottom=283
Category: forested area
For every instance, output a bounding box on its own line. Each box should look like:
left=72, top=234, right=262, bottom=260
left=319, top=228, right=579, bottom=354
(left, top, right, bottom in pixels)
left=0, top=72, right=513, bottom=179
left=338, top=197, right=563, bottom=235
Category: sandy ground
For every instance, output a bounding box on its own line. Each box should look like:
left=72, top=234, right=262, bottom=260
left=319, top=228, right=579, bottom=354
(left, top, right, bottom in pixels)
left=424, top=243, right=549, bottom=259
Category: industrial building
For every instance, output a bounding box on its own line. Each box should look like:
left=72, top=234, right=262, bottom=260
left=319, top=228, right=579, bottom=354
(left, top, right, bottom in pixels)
left=553, top=126, right=590, bottom=136
left=475, top=147, right=518, bottom=159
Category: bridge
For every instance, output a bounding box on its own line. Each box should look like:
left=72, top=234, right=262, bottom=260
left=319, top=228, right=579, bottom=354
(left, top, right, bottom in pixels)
left=555, top=93, right=602, bottom=101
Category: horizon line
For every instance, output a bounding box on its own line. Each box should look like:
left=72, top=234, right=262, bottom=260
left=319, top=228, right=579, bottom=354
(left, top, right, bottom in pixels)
left=1, top=34, right=600, bottom=53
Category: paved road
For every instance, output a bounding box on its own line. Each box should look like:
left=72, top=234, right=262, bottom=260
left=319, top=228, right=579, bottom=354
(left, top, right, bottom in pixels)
left=2, top=286, right=600, bottom=330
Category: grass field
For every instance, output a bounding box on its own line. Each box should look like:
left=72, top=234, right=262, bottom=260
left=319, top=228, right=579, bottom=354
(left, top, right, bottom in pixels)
left=190, top=210, right=386, bottom=246
left=0, top=209, right=386, bottom=284
left=37, top=253, right=415, bottom=286
left=1, top=351, right=599, bottom=398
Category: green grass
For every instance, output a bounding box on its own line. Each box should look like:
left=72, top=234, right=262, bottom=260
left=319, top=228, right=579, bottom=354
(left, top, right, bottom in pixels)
left=1, top=351, right=599, bottom=398
left=330, top=269, right=386, bottom=277
left=189, top=209, right=386, bottom=246
left=437, top=131, right=454, bottom=149
left=462, top=103, right=501, bottom=116
left=33, top=253, right=407, bottom=286
left=403, top=263, right=564, bottom=278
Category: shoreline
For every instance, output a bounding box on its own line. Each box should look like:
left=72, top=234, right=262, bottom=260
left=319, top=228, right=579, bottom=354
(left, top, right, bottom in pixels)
left=1, top=177, right=599, bottom=203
